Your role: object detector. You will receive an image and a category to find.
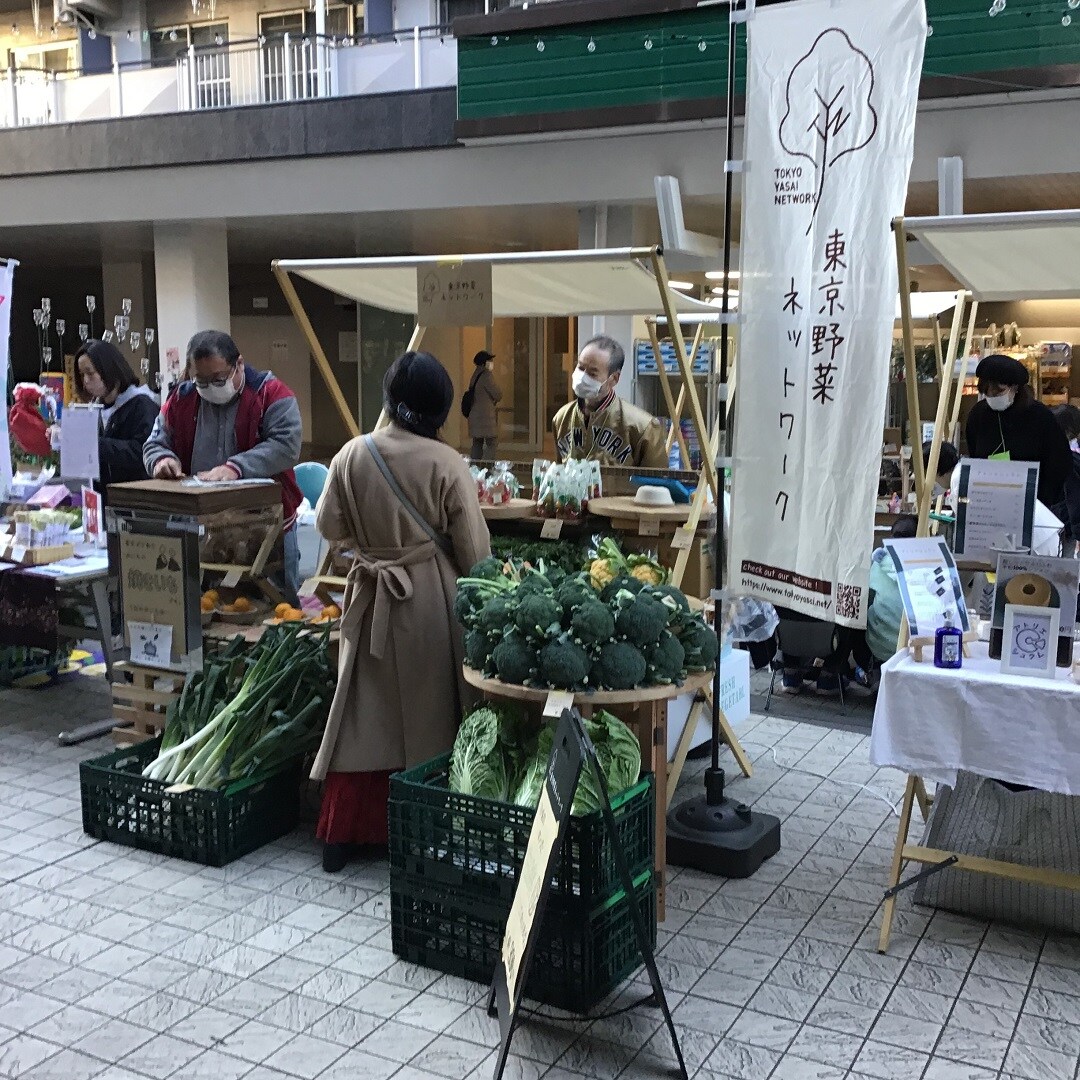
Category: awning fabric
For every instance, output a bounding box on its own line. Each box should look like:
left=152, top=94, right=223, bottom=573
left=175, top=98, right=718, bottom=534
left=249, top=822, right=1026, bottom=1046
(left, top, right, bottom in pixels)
left=274, top=248, right=717, bottom=319
left=905, top=210, right=1080, bottom=302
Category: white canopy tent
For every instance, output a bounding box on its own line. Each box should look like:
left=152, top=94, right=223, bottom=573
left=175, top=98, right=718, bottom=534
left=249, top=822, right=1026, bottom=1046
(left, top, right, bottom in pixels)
left=896, top=208, right=1080, bottom=536
left=272, top=245, right=719, bottom=492
left=274, top=248, right=717, bottom=319
left=905, top=209, right=1080, bottom=302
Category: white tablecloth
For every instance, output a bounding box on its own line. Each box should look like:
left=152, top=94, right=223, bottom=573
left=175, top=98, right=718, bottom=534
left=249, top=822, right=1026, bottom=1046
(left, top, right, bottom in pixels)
left=870, top=642, right=1080, bottom=796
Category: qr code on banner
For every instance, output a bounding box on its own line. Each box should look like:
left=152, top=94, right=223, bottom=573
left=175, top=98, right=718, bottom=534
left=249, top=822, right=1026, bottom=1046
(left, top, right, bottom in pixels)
left=835, top=584, right=862, bottom=621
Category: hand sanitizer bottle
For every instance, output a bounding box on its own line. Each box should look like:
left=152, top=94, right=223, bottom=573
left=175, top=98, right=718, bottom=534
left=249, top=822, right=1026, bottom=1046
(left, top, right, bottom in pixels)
left=934, top=611, right=963, bottom=669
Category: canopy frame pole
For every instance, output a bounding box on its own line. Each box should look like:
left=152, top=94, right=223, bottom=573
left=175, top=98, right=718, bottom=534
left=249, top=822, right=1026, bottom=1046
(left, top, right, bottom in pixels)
left=374, top=323, right=427, bottom=432
left=918, top=291, right=966, bottom=536
left=273, top=262, right=360, bottom=439
left=646, top=318, right=692, bottom=469
left=893, top=219, right=926, bottom=505
left=931, top=315, right=944, bottom=382
left=933, top=290, right=968, bottom=454
left=666, top=323, right=706, bottom=457
left=650, top=251, right=717, bottom=497
left=949, top=299, right=979, bottom=445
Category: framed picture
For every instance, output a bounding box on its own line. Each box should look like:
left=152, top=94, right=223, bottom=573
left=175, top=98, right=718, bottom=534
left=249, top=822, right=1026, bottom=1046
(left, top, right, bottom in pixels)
left=1001, top=604, right=1060, bottom=680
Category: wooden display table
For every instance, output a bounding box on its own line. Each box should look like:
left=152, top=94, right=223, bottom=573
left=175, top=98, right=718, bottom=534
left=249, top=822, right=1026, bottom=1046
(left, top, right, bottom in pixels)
left=479, top=499, right=538, bottom=521
left=587, top=496, right=715, bottom=599
left=463, top=666, right=714, bottom=921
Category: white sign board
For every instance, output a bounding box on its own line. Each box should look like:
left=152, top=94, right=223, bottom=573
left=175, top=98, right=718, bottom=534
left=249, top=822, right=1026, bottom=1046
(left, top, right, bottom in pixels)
left=416, top=263, right=493, bottom=327
left=666, top=646, right=750, bottom=760
left=60, top=405, right=101, bottom=482
left=729, top=0, right=926, bottom=627
left=882, top=536, right=968, bottom=639
left=954, top=458, right=1039, bottom=565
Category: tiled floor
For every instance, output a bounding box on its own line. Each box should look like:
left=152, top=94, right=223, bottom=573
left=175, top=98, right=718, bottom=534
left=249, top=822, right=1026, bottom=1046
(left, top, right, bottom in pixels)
left=2, top=677, right=1079, bottom=1080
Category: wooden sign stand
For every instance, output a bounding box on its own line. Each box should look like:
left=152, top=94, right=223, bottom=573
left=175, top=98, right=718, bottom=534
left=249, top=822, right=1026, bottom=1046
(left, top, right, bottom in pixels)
left=488, top=708, right=687, bottom=1080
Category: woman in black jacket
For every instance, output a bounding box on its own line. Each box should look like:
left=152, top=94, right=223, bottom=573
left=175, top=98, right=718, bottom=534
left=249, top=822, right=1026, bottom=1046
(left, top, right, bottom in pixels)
left=964, top=354, right=1072, bottom=508
left=74, top=340, right=159, bottom=489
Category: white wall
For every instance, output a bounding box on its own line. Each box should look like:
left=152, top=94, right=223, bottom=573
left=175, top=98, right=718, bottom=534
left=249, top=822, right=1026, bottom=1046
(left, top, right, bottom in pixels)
left=231, top=315, right=313, bottom=436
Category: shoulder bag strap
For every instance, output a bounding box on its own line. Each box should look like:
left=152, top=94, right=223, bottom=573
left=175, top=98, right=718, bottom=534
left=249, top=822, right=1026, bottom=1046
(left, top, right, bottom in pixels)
left=363, top=435, right=454, bottom=558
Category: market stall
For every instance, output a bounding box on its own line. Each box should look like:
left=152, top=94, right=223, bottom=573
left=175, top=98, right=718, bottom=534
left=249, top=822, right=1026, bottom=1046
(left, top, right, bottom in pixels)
left=876, top=209, right=1080, bottom=951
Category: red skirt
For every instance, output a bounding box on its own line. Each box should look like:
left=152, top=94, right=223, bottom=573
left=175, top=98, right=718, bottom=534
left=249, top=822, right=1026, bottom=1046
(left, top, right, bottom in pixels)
left=316, top=770, right=392, bottom=845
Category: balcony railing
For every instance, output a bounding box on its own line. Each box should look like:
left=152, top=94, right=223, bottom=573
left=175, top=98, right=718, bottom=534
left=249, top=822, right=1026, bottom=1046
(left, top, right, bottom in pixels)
left=0, top=27, right=455, bottom=129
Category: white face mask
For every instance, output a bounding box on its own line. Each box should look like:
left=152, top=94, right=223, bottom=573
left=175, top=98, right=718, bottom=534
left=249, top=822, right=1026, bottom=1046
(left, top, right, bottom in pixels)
left=572, top=368, right=605, bottom=401
left=197, top=378, right=239, bottom=406
left=985, top=391, right=1014, bottom=413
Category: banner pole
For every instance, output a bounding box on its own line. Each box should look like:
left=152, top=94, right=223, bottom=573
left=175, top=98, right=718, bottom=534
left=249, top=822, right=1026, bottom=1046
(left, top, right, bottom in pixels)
left=894, top=219, right=926, bottom=503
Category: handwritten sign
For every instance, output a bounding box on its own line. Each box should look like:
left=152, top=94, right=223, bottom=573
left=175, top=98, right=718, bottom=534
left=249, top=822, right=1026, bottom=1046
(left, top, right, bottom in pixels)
left=954, top=458, right=1039, bottom=567
left=670, top=526, right=695, bottom=551
left=119, top=532, right=188, bottom=668
left=540, top=518, right=563, bottom=540
left=543, top=690, right=574, bottom=718
left=638, top=519, right=660, bottom=538
left=416, top=262, right=492, bottom=327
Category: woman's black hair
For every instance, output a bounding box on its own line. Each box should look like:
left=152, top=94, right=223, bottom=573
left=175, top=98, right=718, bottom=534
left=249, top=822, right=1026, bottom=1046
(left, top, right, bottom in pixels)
left=74, top=339, right=139, bottom=401
left=1053, top=403, right=1080, bottom=442
left=891, top=514, right=919, bottom=539
left=383, top=351, right=453, bottom=439
left=922, top=439, right=960, bottom=479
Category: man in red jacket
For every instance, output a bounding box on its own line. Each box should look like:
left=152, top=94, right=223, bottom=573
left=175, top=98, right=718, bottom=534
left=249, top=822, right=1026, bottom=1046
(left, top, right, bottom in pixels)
left=143, top=330, right=304, bottom=598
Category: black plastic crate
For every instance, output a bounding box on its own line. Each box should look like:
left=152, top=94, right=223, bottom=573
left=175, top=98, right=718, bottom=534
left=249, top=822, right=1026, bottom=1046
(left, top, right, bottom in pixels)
left=389, top=754, right=654, bottom=908
left=80, top=737, right=304, bottom=867
left=390, top=866, right=655, bottom=1013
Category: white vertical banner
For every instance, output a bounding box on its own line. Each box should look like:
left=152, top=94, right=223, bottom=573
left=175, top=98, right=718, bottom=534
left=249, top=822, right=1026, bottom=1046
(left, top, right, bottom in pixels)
left=729, top=0, right=926, bottom=627
left=0, top=260, right=15, bottom=501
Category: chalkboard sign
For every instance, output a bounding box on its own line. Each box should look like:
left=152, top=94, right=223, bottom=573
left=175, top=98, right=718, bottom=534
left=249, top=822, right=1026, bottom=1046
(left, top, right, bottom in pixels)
left=489, top=709, right=686, bottom=1080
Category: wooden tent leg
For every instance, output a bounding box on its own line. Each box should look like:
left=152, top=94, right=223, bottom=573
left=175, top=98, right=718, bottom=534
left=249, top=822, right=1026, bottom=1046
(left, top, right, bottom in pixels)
left=273, top=263, right=359, bottom=439
left=667, top=696, right=705, bottom=809
left=878, top=773, right=918, bottom=952
left=918, top=293, right=966, bottom=534
left=375, top=325, right=427, bottom=432
left=651, top=252, right=717, bottom=498
left=948, top=300, right=979, bottom=445
left=893, top=219, right=925, bottom=502
left=647, top=319, right=692, bottom=469
left=664, top=324, right=704, bottom=459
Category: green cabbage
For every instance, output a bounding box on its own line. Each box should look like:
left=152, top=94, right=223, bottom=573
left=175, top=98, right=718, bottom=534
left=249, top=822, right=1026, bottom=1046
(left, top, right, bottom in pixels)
left=448, top=704, right=527, bottom=800
left=511, top=710, right=640, bottom=815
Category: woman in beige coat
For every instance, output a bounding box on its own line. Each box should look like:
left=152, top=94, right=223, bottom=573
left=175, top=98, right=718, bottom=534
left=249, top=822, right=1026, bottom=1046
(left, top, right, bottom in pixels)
left=312, top=351, right=491, bottom=872
left=466, top=350, right=503, bottom=460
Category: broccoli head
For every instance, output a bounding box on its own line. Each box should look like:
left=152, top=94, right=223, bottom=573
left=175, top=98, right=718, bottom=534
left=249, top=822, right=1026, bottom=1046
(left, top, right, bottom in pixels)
left=514, top=592, right=563, bottom=639
left=454, top=583, right=491, bottom=629
left=516, top=570, right=554, bottom=597
left=646, top=630, right=686, bottom=685
left=492, top=630, right=537, bottom=686
left=469, top=556, right=505, bottom=581
left=653, top=583, right=691, bottom=615
left=477, top=593, right=515, bottom=637
left=594, top=641, right=648, bottom=691
left=570, top=600, right=616, bottom=648
left=679, top=617, right=719, bottom=670
left=464, top=627, right=494, bottom=672
left=556, top=574, right=596, bottom=618
left=614, top=591, right=669, bottom=648
left=537, top=632, right=591, bottom=690
left=600, top=574, right=644, bottom=604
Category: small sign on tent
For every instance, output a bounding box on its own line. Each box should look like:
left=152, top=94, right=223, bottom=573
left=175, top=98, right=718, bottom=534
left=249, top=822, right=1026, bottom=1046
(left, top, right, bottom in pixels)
left=417, top=262, right=493, bottom=327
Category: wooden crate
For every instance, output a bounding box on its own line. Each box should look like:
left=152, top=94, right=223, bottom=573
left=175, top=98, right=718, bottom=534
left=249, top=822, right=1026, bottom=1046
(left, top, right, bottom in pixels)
left=111, top=662, right=186, bottom=745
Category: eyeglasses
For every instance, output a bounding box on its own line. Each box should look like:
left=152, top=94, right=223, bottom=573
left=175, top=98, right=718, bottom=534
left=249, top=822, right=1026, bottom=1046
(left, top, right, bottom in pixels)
left=194, top=369, right=236, bottom=390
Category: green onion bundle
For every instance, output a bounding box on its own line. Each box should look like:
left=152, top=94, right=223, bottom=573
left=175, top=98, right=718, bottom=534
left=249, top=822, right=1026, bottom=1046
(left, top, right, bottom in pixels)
left=143, top=625, right=333, bottom=789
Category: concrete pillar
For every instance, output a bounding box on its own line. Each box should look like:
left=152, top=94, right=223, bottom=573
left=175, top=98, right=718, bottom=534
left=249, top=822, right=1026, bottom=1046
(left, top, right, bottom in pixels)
left=153, top=221, right=231, bottom=392
left=578, top=204, right=637, bottom=402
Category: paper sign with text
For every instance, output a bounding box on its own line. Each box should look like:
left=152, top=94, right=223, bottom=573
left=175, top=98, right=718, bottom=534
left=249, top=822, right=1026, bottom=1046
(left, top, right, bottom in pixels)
left=728, top=0, right=926, bottom=627
left=416, top=263, right=493, bottom=327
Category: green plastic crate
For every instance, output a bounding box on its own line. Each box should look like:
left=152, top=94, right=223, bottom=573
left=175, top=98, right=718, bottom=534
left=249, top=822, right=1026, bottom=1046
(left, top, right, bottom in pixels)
left=390, top=866, right=655, bottom=1013
left=80, top=737, right=304, bottom=867
left=389, top=753, right=654, bottom=908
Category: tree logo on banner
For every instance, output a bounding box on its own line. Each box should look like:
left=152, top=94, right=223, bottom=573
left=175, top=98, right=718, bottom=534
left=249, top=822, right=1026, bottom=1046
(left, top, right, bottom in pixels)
left=779, top=28, right=879, bottom=234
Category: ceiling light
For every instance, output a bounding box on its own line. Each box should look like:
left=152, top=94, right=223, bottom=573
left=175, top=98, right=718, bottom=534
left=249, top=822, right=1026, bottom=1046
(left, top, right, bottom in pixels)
left=705, top=270, right=740, bottom=281
left=710, top=287, right=740, bottom=296
left=668, top=280, right=695, bottom=291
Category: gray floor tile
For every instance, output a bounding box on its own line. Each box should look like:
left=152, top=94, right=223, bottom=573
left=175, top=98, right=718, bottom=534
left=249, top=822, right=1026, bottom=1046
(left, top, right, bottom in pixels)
left=21, top=1048, right=107, bottom=1080
left=1001, top=1040, right=1079, bottom=1080
left=724, top=1010, right=799, bottom=1052
left=920, top=1057, right=998, bottom=1080
left=771, top=1053, right=847, bottom=1080
left=869, top=1010, right=943, bottom=1055
left=936, top=1026, right=1011, bottom=1072
left=786, top=1025, right=863, bottom=1071
left=262, top=1033, right=347, bottom=1079
left=117, top=1033, right=205, bottom=1079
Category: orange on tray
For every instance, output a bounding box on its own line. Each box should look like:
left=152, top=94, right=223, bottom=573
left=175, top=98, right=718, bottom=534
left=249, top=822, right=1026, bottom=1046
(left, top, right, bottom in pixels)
left=322, top=604, right=341, bottom=620
left=232, top=596, right=252, bottom=613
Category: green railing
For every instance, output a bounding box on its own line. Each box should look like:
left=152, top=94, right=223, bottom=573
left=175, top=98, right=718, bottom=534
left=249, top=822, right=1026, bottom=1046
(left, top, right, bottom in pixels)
left=458, top=1, right=1080, bottom=121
